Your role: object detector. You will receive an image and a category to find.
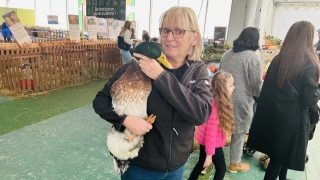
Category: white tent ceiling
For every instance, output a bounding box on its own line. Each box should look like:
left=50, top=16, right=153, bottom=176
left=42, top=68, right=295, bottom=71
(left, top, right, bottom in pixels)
left=274, top=0, right=320, bottom=3
left=270, top=0, right=320, bottom=44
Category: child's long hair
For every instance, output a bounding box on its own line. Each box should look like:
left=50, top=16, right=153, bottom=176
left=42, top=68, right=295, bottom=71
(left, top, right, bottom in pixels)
left=211, top=71, right=235, bottom=135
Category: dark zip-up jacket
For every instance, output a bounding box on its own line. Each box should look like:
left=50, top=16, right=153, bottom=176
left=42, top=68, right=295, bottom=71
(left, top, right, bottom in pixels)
left=93, top=59, right=212, bottom=172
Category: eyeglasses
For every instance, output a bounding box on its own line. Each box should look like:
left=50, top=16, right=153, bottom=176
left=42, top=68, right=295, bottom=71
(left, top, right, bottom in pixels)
left=159, top=28, right=195, bottom=39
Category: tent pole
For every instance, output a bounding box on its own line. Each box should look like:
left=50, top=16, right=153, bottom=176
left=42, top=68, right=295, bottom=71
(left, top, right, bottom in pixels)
left=149, top=0, right=153, bottom=36
left=66, top=0, right=69, bottom=31
left=203, top=0, right=209, bottom=38
left=34, top=0, right=37, bottom=25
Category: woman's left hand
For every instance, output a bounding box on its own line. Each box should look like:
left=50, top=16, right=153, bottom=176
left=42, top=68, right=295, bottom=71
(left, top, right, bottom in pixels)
left=134, top=53, right=164, bottom=80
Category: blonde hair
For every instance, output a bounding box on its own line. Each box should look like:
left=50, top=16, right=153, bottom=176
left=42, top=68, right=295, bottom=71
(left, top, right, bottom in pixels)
left=159, top=6, right=203, bottom=60
left=119, top=21, right=132, bottom=36
left=211, top=71, right=235, bottom=135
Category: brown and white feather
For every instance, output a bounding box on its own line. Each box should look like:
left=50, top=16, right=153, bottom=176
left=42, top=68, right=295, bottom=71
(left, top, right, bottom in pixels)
left=107, top=58, right=152, bottom=164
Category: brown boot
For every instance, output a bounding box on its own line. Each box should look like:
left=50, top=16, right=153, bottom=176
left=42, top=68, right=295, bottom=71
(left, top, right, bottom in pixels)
left=244, top=134, right=249, bottom=144
left=228, top=162, right=250, bottom=173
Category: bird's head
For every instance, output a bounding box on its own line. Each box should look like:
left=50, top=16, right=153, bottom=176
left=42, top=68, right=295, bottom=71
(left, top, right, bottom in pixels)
left=134, top=41, right=173, bottom=69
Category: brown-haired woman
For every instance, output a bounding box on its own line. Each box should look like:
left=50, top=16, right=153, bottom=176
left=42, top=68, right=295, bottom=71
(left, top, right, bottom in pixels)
left=130, top=27, right=137, bottom=56
left=119, top=20, right=134, bottom=64
left=189, top=71, right=235, bottom=180
left=247, top=21, right=320, bottom=180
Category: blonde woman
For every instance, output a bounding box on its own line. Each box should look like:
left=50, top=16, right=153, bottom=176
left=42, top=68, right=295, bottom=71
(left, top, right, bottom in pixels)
left=119, top=20, right=134, bottom=64
left=93, top=6, right=212, bottom=179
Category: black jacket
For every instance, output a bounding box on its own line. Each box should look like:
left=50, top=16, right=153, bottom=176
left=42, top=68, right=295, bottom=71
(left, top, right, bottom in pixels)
left=247, top=57, right=320, bottom=171
left=316, top=40, right=320, bottom=59
left=93, top=60, right=212, bottom=172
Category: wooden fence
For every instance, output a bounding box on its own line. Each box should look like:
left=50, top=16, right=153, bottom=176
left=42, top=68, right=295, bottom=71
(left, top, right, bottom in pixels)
left=0, top=41, right=121, bottom=94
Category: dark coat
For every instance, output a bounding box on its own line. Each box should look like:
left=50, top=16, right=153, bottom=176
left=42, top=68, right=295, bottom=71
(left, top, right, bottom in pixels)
left=247, top=57, right=320, bottom=171
left=316, top=41, right=320, bottom=59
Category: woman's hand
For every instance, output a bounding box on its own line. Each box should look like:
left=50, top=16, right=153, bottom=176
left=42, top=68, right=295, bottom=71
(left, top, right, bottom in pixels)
left=203, top=155, right=212, bottom=168
left=123, top=115, right=152, bottom=135
left=134, top=53, right=164, bottom=80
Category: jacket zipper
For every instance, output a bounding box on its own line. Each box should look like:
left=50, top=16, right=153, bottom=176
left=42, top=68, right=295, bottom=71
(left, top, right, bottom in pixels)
left=165, top=66, right=195, bottom=172
left=166, top=113, right=178, bottom=172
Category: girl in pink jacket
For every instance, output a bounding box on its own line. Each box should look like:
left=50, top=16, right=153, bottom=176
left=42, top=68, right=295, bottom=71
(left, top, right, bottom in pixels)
left=189, top=71, right=235, bottom=180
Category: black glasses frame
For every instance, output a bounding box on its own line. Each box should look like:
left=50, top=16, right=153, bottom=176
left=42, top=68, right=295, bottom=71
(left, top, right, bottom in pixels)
left=159, top=28, right=195, bottom=39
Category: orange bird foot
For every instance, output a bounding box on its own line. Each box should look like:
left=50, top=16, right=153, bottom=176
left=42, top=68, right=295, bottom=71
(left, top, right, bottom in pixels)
left=127, top=114, right=157, bottom=141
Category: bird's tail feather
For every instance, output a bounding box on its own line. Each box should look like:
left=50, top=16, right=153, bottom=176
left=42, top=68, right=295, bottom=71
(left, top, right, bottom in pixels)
left=113, top=157, right=121, bottom=174
left=112, top=156, right=130, bottom=175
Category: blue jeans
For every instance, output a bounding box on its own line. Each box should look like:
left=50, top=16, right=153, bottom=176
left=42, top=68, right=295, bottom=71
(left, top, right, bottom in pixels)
left=121, top=165, right=185, bottom=180
left=120, top=49, right=132, bottom=65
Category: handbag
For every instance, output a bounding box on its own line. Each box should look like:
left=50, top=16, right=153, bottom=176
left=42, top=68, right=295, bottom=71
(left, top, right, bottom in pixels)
left=308, top=104, right=320, bottom=125
left=117, top=36, right=130, bottom=51
left=309, top=124, right=317, bottom=140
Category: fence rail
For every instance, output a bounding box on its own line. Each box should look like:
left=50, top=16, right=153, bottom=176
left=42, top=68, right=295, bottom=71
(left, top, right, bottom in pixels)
left=0, top=41, right=121, bottom=94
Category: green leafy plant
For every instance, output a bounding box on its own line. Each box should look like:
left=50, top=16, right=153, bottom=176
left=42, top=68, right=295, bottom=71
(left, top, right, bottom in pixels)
left=202, top=42, right=231, bottom=63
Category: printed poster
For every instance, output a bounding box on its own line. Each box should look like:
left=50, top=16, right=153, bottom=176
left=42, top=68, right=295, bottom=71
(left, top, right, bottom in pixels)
left=107, top=19, right=124, bottom=40
left=48, top=15, right=59, bottom=24
left=68, top=15, right=81, bottom=42
left=2, top=11, right=32, bottom=47
left=87, top=16, right=98, bottom=41
left=97, top=18, right=109, bottom=38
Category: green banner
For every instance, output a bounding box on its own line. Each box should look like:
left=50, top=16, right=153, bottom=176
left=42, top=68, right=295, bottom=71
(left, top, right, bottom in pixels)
left=126, top=0, right=135, bottom=6
left=126, top=0, right=135, bottom=21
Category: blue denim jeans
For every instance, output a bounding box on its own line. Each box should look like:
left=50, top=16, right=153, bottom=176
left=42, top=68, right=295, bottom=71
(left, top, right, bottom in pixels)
left=120, top=49, right=132, bottom=65
left=121, top=165, right=185, bottom=180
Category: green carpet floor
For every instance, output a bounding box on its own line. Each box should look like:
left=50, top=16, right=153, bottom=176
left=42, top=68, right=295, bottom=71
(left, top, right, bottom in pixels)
left=1, top=104, right=315, bottom=180
left=0, top=78, right=318, bottom=180
left=0, top=78, right=109, bottom=136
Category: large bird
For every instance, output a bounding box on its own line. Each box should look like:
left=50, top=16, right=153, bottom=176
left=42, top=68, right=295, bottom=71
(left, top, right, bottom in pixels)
left=107, top=42, right=173, bottom=174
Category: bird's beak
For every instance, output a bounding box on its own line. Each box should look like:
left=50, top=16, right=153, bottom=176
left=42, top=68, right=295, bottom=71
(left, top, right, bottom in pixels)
left=157, top=52, right=173, bottom=69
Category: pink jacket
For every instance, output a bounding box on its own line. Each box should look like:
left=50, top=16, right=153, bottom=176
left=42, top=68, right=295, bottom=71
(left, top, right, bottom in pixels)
left=195, top=99, right=226, bottom=155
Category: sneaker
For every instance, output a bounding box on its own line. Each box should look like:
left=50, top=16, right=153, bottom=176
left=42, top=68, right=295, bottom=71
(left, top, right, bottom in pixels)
left=201, top=168, right=207, bottom=175
left=228, top=162, right=250, bottom=173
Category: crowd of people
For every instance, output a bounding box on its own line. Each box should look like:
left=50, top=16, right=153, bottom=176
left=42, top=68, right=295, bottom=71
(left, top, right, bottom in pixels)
left=94, top=6, right=319, bottom=180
